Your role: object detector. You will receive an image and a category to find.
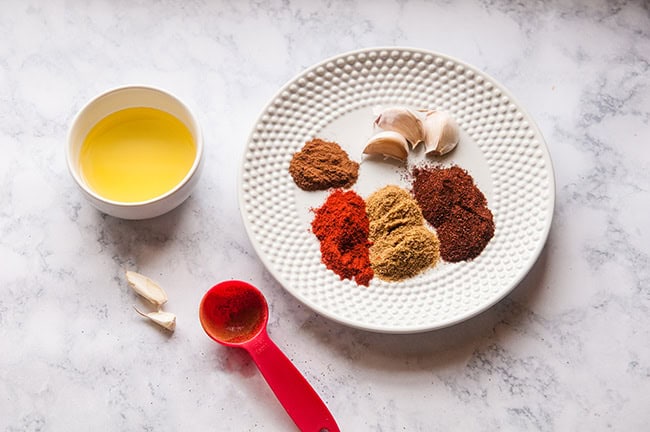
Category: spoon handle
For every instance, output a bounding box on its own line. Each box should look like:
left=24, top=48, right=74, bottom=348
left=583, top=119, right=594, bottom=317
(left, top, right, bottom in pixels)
left=247, top=332, right=340, bottom=432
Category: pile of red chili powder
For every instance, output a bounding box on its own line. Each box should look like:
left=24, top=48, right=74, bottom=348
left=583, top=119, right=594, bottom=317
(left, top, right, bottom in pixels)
left=311, top=189, right=374, bottom=286
left=412, top=165, right=495, bottom=262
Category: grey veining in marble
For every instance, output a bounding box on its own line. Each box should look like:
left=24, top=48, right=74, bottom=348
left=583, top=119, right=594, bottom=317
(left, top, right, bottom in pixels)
left=1, top=0, right=649, bottom=430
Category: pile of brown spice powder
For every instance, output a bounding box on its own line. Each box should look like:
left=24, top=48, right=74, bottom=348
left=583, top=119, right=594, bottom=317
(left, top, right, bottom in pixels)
left=289, top=138, right=359, bottom=191
left=366, top=185, right=440, bottom=281
left=411, top=165, right=494, bottom=262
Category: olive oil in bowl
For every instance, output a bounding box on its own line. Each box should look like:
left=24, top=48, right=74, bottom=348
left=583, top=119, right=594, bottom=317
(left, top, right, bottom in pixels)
left=79, top=107, right=196, bottom=203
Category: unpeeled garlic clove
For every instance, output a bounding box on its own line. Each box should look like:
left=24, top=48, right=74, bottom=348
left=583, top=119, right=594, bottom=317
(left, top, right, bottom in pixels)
left=125, top=270, right=168, bottom=308
left=134, top=307, right=176, bottom=331
left=422, top=110, right=460, bottom=156
left=374, top=107, right=424, bottom=148
left=363, top=131, right=410, bottom=161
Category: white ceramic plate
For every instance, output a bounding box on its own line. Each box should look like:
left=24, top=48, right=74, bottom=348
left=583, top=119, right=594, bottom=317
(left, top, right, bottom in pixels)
left=239, top=47, right=554, bottom=333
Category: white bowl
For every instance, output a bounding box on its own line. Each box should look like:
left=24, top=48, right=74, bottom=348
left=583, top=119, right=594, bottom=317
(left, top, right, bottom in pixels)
left=67, top=86, right=204, bottom=220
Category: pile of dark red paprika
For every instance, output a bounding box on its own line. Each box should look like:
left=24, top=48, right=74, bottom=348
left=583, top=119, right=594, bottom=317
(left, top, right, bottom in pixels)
left=289, top=137, right=494, bottom=287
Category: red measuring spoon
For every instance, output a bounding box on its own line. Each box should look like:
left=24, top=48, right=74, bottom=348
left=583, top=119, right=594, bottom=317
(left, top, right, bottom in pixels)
left=199, top=280, right=340, bottom=432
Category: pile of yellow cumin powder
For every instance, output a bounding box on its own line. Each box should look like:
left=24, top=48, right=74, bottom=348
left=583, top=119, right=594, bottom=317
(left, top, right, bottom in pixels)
left=365, top=185, right=440, bottom=281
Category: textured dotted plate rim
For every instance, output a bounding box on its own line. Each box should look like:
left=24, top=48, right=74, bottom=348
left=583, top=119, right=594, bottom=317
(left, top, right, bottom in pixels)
left=238, top=47, right=555, bottom=333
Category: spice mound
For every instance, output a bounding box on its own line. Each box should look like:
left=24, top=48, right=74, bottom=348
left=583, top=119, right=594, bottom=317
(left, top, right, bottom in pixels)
left=311, top=189, right=373, bottom=286
left=289, top=138, right=359, bottom=191
left=366, top=185, right=440, bottom=281
left=366, top=184, right=423, bottom=240
left=412, top=165, right=494, bottom=262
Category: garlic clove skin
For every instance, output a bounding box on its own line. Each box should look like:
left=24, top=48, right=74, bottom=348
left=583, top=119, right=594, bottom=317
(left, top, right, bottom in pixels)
left=422, top=110, right=460, bottom=156
left=125, top=270, right=168, bottom=308
left=363, top=130, right=410, bottom=161
left=134, top=307, right=176, bottom=331
left=374, top=107, right=425, bottom=148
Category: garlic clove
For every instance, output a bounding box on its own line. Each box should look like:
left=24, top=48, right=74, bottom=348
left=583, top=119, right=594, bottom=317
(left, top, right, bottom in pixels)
left=363, top=131, right=410, bottom=161
left=134, top=307, right=176, bottom=331
left=125, top=270, right=168, bottom=308
left=422, top=110, right=460, bottom=156
left=374, top=107, right=425, bottom=148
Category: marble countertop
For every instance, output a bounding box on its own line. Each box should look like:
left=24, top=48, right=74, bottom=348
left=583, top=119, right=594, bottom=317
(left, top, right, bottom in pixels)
left=1, top=0, right=649, bottom=430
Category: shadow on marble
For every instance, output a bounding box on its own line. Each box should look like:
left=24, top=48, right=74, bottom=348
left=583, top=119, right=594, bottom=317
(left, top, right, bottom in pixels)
left=300, top=242, right=553, bottom=372
left=89, top=197, right=194, bottom=268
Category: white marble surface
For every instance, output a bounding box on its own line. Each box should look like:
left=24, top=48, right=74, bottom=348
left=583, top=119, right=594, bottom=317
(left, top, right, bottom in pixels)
left=1, top=0, right=649, bottom=430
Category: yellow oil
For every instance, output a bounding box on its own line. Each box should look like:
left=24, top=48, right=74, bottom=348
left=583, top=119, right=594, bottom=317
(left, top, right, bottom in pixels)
left=80, top=107, right=196, bottom=203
